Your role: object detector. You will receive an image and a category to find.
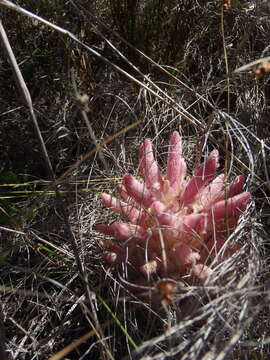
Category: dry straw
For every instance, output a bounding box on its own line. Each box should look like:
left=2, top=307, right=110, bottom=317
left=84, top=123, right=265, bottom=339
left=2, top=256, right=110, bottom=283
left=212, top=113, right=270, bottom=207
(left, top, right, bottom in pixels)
left=0, top=1, right=269, bottom=359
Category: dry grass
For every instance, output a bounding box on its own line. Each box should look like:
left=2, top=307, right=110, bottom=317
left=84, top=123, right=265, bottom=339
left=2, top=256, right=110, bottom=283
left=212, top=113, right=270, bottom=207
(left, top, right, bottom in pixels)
left=0, top=0, right=270, bottom=359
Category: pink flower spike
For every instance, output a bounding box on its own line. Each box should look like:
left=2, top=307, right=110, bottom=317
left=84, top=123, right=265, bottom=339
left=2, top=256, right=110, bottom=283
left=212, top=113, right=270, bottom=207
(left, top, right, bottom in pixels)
left=227, top=175, right=245, bottom=198
left=207, top=191, right=250, bottom=222
left=199, top=175, right=245, bottom=212
left=112, top=223, right=149, bottom=241
left=167, top=131, right=187, bottom=192
left=139, top=259, right=161, bottom=276
left=139, top=139, right=163, bottom=194
left=100, top=240, right=123, bottom=264
left=104, top=252, right=119, bottom=264
left=155, top=211, right=177, bottom=228
left=170, top=243, right=200, bottom=270
left=99, top=239, right=122, bottom=253
left=123, top=174, right=154, bottom=208
left=95, top=224, right=115, bottom=237
left=117, top=184, right=129, bottom=202
left=182, top=214, right=207, bottom=234
left=150, top=200, right=173, bottom=224
left=97, top=131, right=251, bottom=283
left=182, top=150, right=219, bottom=205
left=150, top=200, right=167, bottom=214
left=192, top=263, right=213, bottom=281
left=96, top=223, right=149, bottom=242
left=100, top=193, right=142, bottom=224
left=194, top=174, right=225, bottom=211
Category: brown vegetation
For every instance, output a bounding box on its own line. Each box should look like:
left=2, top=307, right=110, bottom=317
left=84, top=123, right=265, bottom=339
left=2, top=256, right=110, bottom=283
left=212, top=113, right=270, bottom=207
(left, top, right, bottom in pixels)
left=0, top=1, right=270, bottom=359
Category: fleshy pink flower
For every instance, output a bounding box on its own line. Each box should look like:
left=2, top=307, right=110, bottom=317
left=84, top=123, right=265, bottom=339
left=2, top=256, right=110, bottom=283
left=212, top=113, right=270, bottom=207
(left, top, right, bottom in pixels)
left=96, top=132, right=250, bottom=281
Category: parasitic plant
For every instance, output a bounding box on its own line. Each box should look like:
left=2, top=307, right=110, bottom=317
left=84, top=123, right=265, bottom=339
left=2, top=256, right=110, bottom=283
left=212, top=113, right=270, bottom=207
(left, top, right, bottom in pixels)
left=96, top=132, right=250, bottom=282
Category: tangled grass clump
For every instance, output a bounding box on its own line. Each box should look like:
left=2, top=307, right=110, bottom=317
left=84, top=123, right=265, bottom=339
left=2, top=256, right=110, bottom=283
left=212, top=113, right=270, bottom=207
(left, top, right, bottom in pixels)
left=1, top=0, right=269, bottom=359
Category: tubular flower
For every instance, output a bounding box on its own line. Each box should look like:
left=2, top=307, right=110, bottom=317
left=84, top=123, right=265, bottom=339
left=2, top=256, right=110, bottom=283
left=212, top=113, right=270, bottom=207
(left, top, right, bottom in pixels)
left=96, top=132, right=250, bottom=281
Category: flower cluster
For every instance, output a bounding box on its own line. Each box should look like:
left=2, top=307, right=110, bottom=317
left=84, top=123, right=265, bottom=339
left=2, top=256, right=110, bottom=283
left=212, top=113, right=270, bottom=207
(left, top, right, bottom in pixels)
left=96, top=132, right=250, bottom=281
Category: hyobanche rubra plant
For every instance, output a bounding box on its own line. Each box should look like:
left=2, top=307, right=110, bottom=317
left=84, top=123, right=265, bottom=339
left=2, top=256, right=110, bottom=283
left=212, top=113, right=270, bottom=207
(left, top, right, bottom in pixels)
left=95, top=132, right=250, bottom=282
